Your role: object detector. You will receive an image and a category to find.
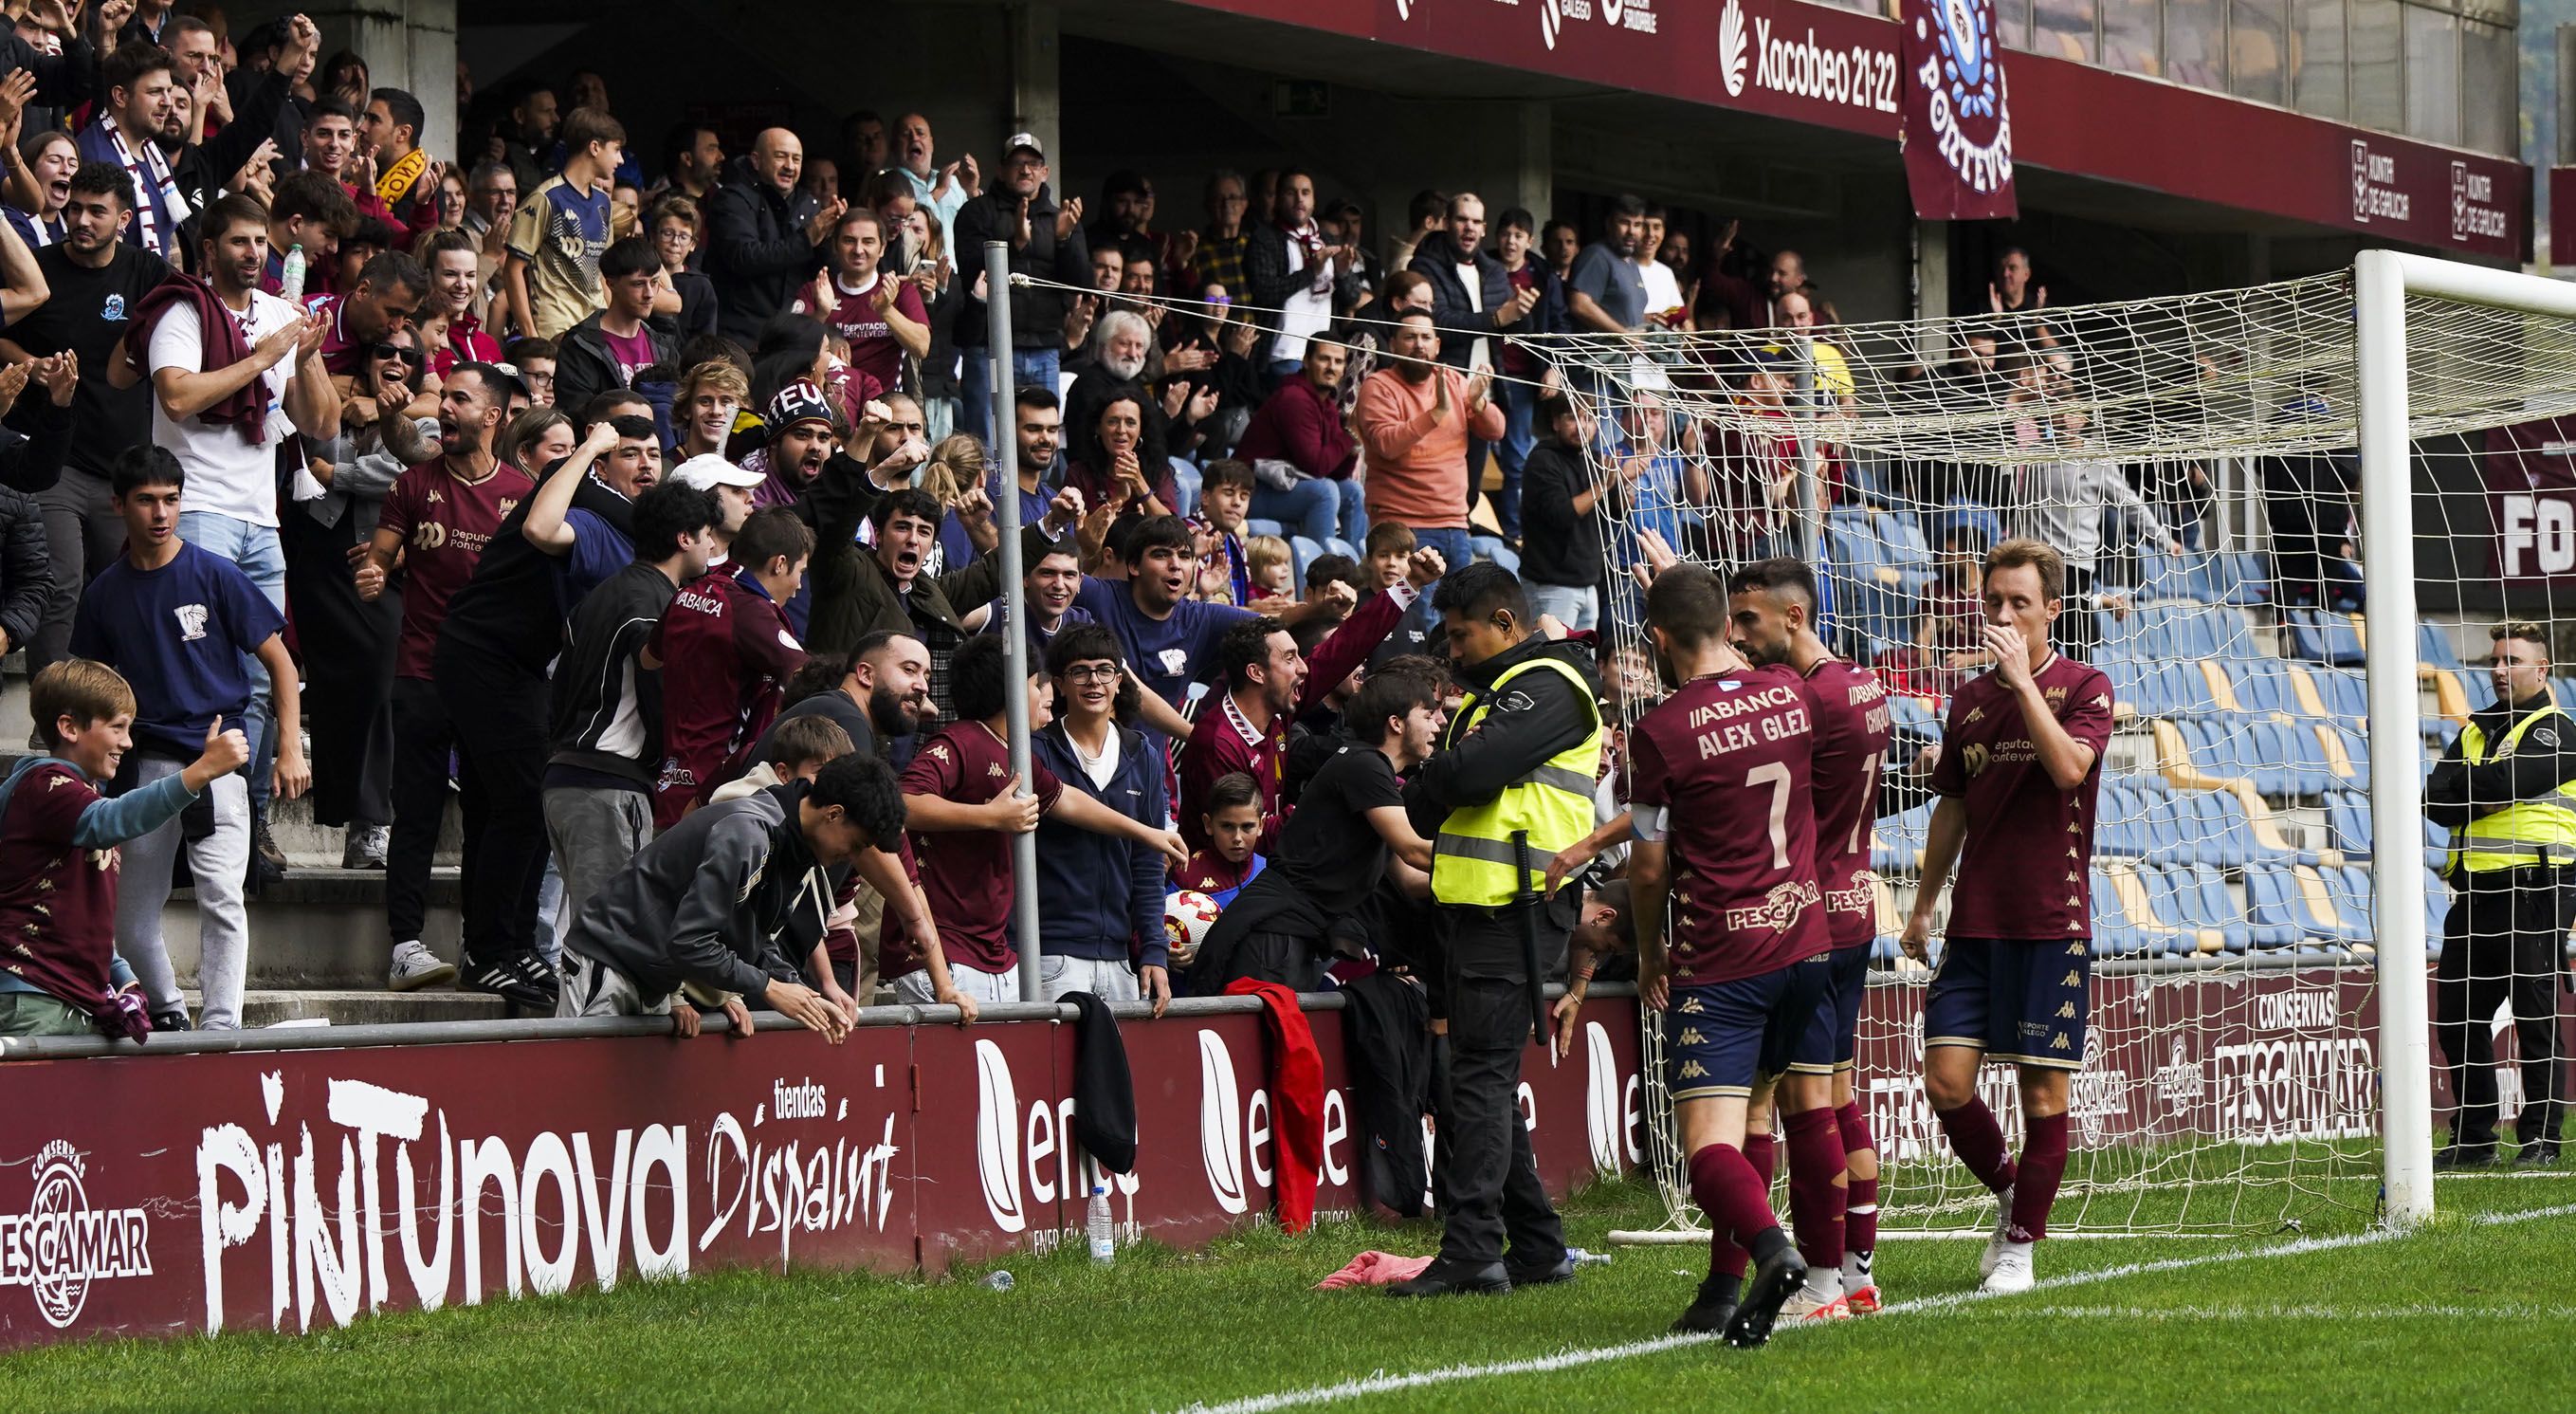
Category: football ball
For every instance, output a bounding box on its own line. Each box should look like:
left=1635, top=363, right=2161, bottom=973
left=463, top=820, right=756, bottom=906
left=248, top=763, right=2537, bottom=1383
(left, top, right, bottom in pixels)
left=1163, top=891, right=1223, bottom=965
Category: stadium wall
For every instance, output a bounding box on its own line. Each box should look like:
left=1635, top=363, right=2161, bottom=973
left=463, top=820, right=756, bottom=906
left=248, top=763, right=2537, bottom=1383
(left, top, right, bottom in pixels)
left=0, top=972, right=2558, bottom=1350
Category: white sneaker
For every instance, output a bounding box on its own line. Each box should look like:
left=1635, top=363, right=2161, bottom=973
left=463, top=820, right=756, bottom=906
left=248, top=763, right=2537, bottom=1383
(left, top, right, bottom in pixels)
left=1981, top=1241, right=2035, bottom=1295
left=1980, top=1185, right=2016, bottom=1277
left=389, top=940, right=457, bottom=991
left=1778, top=1290, right=1852, bottom=1324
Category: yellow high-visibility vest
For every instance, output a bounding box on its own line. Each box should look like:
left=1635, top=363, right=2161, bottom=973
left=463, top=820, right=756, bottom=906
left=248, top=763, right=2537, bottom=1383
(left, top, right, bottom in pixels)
left=1430, top=654, right=1602, bottom=907
left=2451, top=704, right=2576, bottom=874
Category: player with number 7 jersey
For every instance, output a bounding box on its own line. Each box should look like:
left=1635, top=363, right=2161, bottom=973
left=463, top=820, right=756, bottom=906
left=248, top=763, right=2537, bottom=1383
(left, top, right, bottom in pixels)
left=1625, top=563, right=1832, bottom=1347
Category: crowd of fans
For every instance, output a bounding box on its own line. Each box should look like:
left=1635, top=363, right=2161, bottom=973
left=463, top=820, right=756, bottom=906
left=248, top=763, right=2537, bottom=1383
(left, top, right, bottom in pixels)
left=0, top=2, right=2354, bottom=1041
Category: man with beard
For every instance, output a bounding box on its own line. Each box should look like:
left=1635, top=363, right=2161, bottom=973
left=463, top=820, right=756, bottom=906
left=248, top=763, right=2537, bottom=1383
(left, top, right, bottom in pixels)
left=160, top=15, right=311, bottom=241
left=749, top=379, right=840, bottom=510
left=307, top=249, right=428, bottom=378
left=952, top=133, right=1086, bottom=445
left=788, top=207, right=926, bottom=397
left=706, top=127, right=836, bottom=344
left=82, top=43, right=189, bottom=261
left=356, top=362, right=533, bottom=993
left=2, top=163, right=165, bottom=685
left=429, top=415, right=656, bottom=1006
left=741, top=630, right=951, bottom=1006
left=1352, top=310, right=1499, bottom=574
left=541, top=480, right=718, bottom=922
left=121, top=193, right=338, bottom=883
left=1566, top=194, right=1648, bottom=337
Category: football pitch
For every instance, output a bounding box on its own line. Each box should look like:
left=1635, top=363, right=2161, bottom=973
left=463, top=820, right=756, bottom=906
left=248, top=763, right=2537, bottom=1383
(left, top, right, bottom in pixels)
left=8, top=1169, right=2574, bottom=1413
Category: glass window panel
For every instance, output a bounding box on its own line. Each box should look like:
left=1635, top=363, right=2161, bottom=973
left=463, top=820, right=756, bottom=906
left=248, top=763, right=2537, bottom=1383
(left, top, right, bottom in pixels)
left=2403, top=5, right=2458, bottom=143
left=2167, top=0, right=2228, bottom=89
left=2293, top=0, right=2348, bottom=119
left=2036, top=0, right=2098, bottom=63
left=2461, top=18, right=2517, bottom=155
left=1999, top=0, right=2036, bottom=50
left=2102, top=0, right=2161, bottom=72
left=2233, top=0, right=2290, bottom=103
left=2348, top=0, right=2403, bottom=132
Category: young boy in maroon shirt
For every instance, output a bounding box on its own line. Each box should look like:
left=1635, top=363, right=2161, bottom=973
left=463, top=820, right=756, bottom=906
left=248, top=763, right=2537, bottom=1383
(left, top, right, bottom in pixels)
left=0, top=662, right=250, bottom=1038
left=1178, top=772, right=1267, bottom=908
left=1901, top=538, right=2115, bottom=1296
left=895, top=635, right=1189, bottom=1002
left=650, top=507, right=813, bottom=828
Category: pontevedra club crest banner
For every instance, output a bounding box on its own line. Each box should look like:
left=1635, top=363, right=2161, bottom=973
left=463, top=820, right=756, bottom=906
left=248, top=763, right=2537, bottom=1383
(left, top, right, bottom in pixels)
left=1900, top=0, right=2018, bottom=220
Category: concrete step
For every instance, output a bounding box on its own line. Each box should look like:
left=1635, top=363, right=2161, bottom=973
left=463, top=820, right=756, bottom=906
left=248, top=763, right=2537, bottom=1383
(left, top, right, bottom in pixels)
left=165, top=866, right=466, bottom=989
left=187, top=988, right=515, bottom=1027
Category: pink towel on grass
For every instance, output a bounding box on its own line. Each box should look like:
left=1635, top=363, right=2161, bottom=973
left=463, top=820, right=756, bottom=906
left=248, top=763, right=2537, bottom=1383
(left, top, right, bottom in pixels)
left=1314, top=1251, right=1435, bottom=1290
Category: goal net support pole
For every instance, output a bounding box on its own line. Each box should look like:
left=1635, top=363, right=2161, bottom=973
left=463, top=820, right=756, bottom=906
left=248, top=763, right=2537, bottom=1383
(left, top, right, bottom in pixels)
left=2355, top=249, right=2576, bottom=1230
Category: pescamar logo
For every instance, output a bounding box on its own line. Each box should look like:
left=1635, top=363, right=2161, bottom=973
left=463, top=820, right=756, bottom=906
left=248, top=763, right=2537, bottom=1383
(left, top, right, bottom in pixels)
left=1, top=1141, right=153, bottom=1329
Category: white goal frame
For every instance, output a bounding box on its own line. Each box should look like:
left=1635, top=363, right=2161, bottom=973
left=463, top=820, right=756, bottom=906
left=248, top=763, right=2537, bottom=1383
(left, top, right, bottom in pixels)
left=2355, top=249, right=2576, bottom=1229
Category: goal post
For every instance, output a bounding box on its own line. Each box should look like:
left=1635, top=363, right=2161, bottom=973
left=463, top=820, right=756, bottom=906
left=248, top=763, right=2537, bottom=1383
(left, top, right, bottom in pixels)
left=1508, top=248, right=2576, bottom=1244
left=2354, top=248, right=2576, bottom=1228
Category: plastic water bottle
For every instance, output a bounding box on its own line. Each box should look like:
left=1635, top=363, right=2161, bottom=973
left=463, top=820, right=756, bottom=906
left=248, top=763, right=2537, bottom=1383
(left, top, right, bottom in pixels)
left=1086, top=1184, right=1115, bottom=1264
left=1569, top=1247, right=1613, bottom=1267
left=980, top=1270, right=1014, bottom=1291
left=278, top=244, right=306, bottom=304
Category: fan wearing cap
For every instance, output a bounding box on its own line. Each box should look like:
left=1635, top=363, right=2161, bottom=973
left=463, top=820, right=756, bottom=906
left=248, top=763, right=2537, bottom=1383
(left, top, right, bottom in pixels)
left=951, top=131, right=1087, bottom=448
left=749, top=379, right=843, bottom=509
left=669, top=451, right=764, bottom=569
left=648, top=505, right=814, bottom=829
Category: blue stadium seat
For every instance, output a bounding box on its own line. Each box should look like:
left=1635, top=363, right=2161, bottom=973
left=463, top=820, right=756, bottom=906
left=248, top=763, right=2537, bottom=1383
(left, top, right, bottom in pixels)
left=2157, top=660, right=2221, bottom=718
left=2194, top=550, right=2271, bottom=606
left=2326, top=791, right=2372, bottom=858
left=2172, top=785, right=2263, bottom=868
left=2326, top=724, right=2369, bottom=790
left=1873, top=802, right=1930, bottom=874
left=2243, top=864, right=2304, bottom=949
left=1929, top=498, right=2001, bottom=552
left=2229, top=658, right=2300, bottom=716
left=2172, top=862, right=2250, bottom=952
left=2449, top=669, right=2497, bottom=713
left=2092, top=871, right=2154, bottom=959
left=2417, top=624, right=2463, bottom=673
left=1874, top=511, right=1937, bottom=587
left=2276, top=722, right=2335, bottom=797
left=2308, top=666, right=2368, bottom=721
left=2097, top=608, right=2157, bottom=664
left=2283, top=609, right=2367, bottom=667
left=2094, top=781, right=2152, bottom=858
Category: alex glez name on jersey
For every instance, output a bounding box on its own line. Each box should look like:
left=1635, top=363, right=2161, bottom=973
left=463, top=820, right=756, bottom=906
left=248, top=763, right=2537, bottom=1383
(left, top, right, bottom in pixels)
left=1688, top=685, right=1808, bottom=760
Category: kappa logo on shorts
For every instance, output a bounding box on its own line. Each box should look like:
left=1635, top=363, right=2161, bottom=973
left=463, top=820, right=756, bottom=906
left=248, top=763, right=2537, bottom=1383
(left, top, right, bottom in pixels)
left=2052, top=1032, right=2072, bottom=1051
left=1677, top=995, right=1704, bottom=1015
left=2056, top=1001, right=2076, bottom=1018
left=1679, top=1027, right=1704, bottom=1046
left=2068, top=942, right=2086, bottom=955
left=2061, top=970, right=2081, bottom=986
left=1678, top=1060, right=1708, bottom=1079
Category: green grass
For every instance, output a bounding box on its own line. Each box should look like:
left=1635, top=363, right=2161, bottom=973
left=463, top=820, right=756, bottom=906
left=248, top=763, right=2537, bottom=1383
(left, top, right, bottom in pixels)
left=6, top=1173, right=2574, bottom=1412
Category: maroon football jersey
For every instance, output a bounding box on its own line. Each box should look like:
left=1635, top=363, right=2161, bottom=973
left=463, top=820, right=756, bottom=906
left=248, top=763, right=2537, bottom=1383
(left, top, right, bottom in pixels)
left=1629, top=662, right=1830, bottom=986
left=898, top=722, right=1067, bottom=974
left=1802, top=657, right=1895, bottom=950
left=1929, top=654, right=2115, bottom=940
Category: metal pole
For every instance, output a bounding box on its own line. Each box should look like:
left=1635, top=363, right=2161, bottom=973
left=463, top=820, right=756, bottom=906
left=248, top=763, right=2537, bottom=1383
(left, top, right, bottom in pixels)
left=2352, top=249, right=2433, bottom=1229
left=984, top=240, right=1042, bottom=1003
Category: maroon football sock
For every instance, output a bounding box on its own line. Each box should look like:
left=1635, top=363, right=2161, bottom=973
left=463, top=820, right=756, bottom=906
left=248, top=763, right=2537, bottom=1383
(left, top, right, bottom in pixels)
left=1705, top=1129, right=1779, bottom=1279
left=1782, top=1107, right=1847, bottom=1270
left=2008, top=1112, right=2071, bottom=1241
left=1835, top=1101, right=1879, bottom=1258
left=1688, top=1142, right=1783, bottom=1258
left=1935, top=1098, right=2019, bottom=1196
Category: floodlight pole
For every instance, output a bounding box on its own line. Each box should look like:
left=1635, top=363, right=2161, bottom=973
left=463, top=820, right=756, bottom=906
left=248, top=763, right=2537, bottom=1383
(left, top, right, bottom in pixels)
left=985, top=241, right=1043, bottom=1004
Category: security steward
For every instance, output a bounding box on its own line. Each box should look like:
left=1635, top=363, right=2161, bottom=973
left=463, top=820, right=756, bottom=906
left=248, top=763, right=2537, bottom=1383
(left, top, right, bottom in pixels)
left=2425, top=621, right=2571, bottom=1168
left=1389, top=563, right=1604, bottom=1295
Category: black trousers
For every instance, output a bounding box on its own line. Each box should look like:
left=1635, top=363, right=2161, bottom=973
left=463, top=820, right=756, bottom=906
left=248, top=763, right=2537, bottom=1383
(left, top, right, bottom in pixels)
left=2435, top=869, right=2570, bottom=1147
left=280, top=505, right=397, bottom=829
left=1432, top=906, right=1567, bottom=1270
left=431, top=647, right=550, bottom=965
left=386, top=677, right=456, bottom=945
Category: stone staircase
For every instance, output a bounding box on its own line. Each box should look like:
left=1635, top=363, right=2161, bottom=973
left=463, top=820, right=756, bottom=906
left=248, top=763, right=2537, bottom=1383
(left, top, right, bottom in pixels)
left=7, top=661, right=505, bottom=1027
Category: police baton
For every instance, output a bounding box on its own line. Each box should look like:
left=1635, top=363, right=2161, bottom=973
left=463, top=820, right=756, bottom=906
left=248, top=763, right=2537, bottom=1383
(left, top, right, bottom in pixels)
left=1511, top=829, right=1547, bottom=1056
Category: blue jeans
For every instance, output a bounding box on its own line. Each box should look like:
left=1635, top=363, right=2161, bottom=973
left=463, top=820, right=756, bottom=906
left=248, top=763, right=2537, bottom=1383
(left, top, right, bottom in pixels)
left=1408, top=525, right=1474, bottom=578
left=1251, top=477, right=1341, bottom=545
left=959, top=345, right=1061, bottom=447
left=1526, top=581, right=1599, bottom=631
left=178, top=510, right=286, bottom=817
left=1491, top=379, right=1537, bottom=539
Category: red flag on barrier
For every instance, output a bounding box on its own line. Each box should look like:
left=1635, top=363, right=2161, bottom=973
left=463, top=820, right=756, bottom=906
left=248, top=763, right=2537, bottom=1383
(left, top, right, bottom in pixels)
left=1900, top=0, right=2019, bottom=221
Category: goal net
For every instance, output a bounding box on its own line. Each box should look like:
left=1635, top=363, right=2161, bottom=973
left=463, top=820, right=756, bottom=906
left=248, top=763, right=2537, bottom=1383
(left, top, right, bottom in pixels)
left=1524, top=254, right=2576, bottom=1239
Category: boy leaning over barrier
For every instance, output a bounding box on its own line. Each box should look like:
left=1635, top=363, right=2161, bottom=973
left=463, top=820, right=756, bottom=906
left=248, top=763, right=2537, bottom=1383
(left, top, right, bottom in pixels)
left=0, top=661, right=251, bottom=1038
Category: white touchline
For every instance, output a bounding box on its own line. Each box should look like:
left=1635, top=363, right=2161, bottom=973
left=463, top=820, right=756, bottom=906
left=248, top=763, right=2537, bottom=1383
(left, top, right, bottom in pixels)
left=1160, top=1202, right=2576, bottom=1414
left=1991, top=1304, right=2576, bottom=1321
